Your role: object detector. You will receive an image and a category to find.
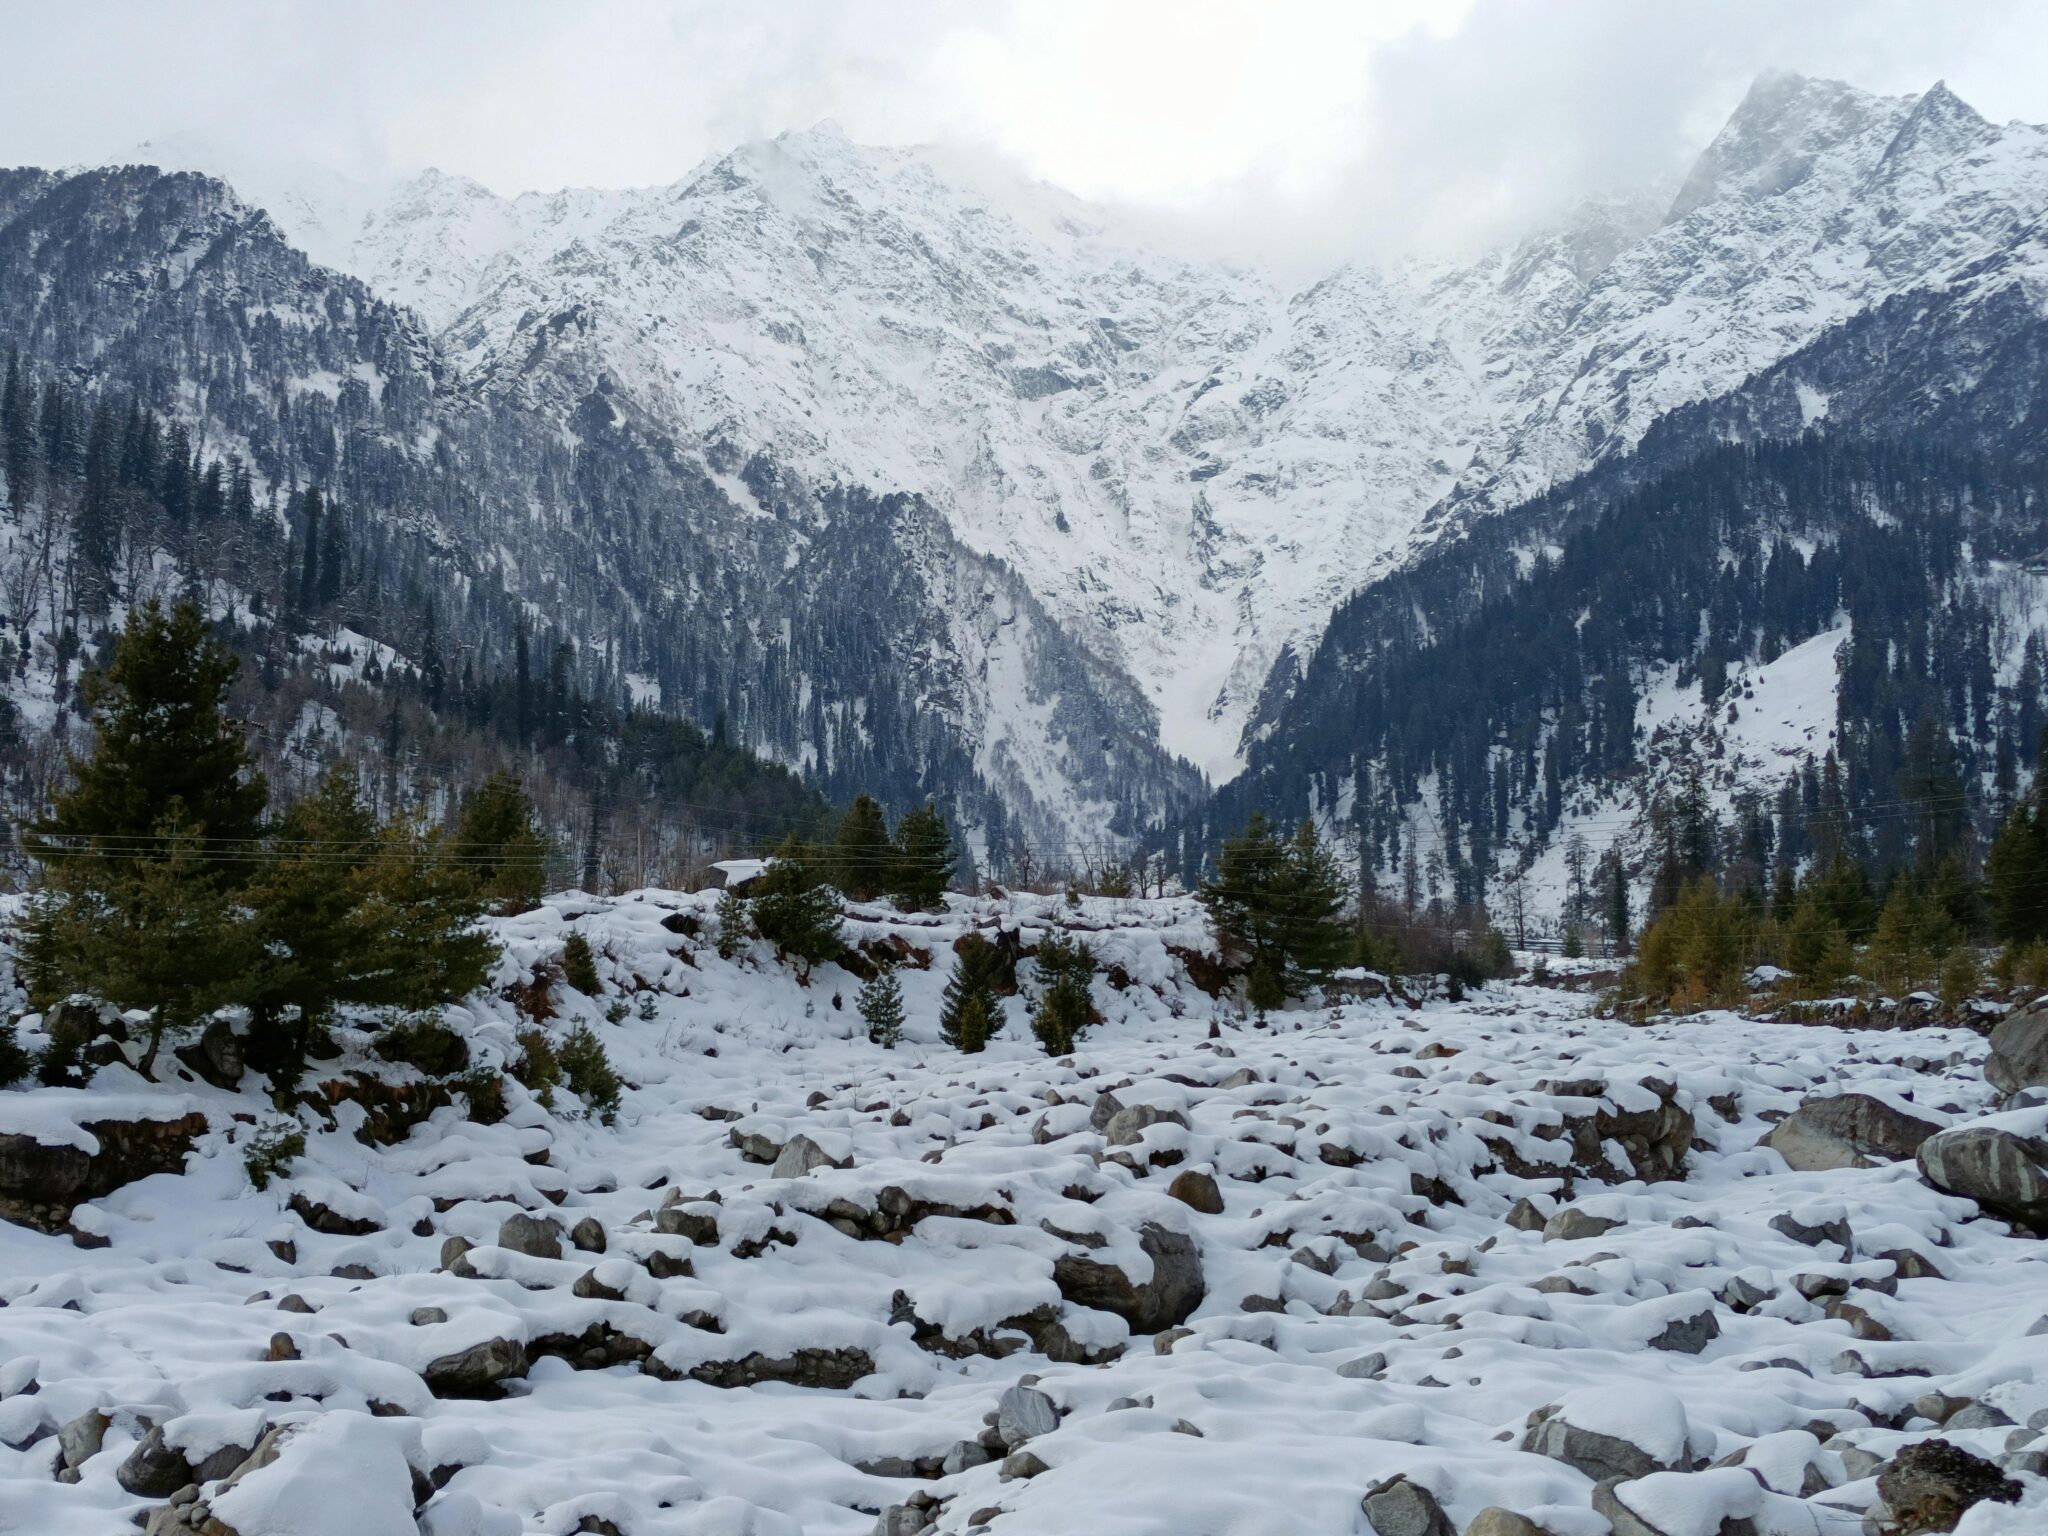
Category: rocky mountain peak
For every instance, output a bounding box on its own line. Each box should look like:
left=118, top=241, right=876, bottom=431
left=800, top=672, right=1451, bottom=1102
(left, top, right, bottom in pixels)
left=1665, top=70, right=1903, bottom=222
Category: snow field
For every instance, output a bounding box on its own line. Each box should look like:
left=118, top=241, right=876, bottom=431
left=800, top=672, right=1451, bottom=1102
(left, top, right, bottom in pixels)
left=0, top=890, right=2042, bottom=1535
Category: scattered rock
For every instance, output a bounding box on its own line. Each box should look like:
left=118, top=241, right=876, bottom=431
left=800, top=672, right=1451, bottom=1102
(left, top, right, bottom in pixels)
left=1101, top=1104, right=1189, bottom=1147
left=1167, top=1169, right=1224, bottom=1214
left=999, top=1448, right=1049, bottom=1480
left=422, top=1336, right=529, bottom=1397
left=1543, top=1208, right=1619, bottom=1242
left=1986, top=1004, right=2048, bottom=1099
left=1917, top=1124, right=2048, bottom=1232
left=1769, top=1209, right=1851, bottom=1251
left=1361, top=1474, right=1455, bottom=1536
left=1458, top=1515, right=1548, bottom=1536
left=686, top=1347, right=874, bottom=1390
left=996, top=1384, right=1059, bottom=1448
left=1462, top=1513, right=1553, bottom=1536
left=497, top=1211, right=564, bottom=1259
left=771, top=1133, right=846, bottom=1179
left=1874, top=1439, right=2021, bottom=1535
left=117, top=1425, right=195, bottom=1497
left=1052, top=1221, right=1205, bottom=1332
left=1763, top=1093, right=1942, bottom=1170
left=1647, top=1306, right=1720, bottom=1354
left=654, top=1204, right=720, bottom=1245
left=287, top=1190, right=383, bottom=1237
left=56, top=1408, right=108, bottom=1482
left=570, top=1216, right=607, bottom=1253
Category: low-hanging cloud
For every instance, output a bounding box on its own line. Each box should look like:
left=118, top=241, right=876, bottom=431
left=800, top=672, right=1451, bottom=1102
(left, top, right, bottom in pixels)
left=0, top=0, right=2041, bottom=267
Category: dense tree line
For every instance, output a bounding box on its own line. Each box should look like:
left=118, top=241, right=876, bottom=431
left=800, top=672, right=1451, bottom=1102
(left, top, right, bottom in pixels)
left=0, top=349, right=834, bottom=886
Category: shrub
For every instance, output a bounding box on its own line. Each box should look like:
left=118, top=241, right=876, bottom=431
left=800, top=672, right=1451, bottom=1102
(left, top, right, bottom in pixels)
left=372, top=1013, right=471, bottom=1076
left=558, top=1023, right=622, bottom=1124
left=36, top=1003, right=97, bottom=1086
left=562, top=932, right=601, bottom=996
left=456, top=1068, right=509, bottom=1125
left=243, top=1121, right=307, bottom=1190
left=512, top=1027, right=562, bottom=1107
left=0, top=1016, right=30, bottom=1087
left=715, top=888, right=751, bottom=959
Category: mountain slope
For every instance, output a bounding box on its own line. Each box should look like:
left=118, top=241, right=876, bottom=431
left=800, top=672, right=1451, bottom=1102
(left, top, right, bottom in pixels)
left=0, top=165, right=1203, bottom=856
left=161, top=73, right=2048, bottom=783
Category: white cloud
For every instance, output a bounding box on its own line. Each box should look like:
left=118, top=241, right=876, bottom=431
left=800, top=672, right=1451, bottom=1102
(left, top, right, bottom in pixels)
left=0, top=0, right=2043, bottom=261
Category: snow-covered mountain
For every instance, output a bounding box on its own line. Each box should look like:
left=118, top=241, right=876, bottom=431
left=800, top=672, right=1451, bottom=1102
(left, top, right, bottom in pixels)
left=129, top=72, right=2048, bottom=788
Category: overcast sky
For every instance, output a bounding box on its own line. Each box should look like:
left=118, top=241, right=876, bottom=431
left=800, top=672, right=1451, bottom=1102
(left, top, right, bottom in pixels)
left=3, top=0, right=2045, bottom=262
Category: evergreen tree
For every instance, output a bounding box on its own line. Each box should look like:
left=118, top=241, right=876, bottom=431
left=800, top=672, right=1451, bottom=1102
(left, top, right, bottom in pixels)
left=241, top=763, right=378, bottom=1078
left=27, top=599, right=267, bottom=884
left=451, top=771, right=547, bottom=914
left=1, top=351, right=36, bottom=512
left=562, top=931, right=601, bottom=995
left=832, top=794, right=893, bottom=901
left=715, top=886, right=751, bottom=959
left=859, top=960, right=905, bottom=1047
left=22, top=811, right=251, bottom=1075
left=342, top=814, right=499, bottom=1014
left=1600, top=851, right=1632, bottom=955
left=298, top=487, right=323, bottom=613
left=939, top=932, right=1005, bottom=1052
left=1198, top=814, right=1349, bottom=1009
left=1986, top=790, right=2048, bottom=946
left=22, top=601, right=267, bottom=1073
left=749, top=839, right=842, bottom=981
left=888, top=802, right=955, bottom=910
left=1027, top=932, right=1098, bottom=1056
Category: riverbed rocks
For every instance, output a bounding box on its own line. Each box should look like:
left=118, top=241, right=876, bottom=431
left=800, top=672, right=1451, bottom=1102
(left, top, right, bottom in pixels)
left=1762, top=1092, right=1942, bottom=1170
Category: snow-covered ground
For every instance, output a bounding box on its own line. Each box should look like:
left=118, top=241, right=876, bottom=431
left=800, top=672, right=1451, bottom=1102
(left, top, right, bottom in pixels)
left=1, top=892, right=2044, bottom=1535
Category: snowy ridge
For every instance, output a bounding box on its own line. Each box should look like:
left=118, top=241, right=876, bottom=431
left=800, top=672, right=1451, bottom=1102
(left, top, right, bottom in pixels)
left=129, top=73, right=2048, bottom=781
left=3, top=892, right=2046, bottom=1533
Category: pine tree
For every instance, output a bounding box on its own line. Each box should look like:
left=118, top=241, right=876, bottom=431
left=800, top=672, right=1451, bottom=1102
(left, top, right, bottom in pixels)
left=451, top=771, right=548, bottom=914
left=939, top=932, right=1004, bottom=1052
left=1, top=351, right=36, bottom=513
left=241, top=763, right=378, bottom=1079
left=22, top=811, right=251, bottom=1075
left=1027, top=932, right=1097, bottom=1056
left=1198, top=814, right=1349, bottom=1009
left=859, top=961, right=905, bottom=1047
left=888, top=802, right=955, bottom=910
left=1600, top=852, right=1632, bottom=955
left=562, top=931, right=601, bottom=995
left=750, top=838, right=842, bottom=981
left=297, top=487, right=323, bottom=613
left=343, top=814, right=498, bottom=1014
left=27, top=599, right=267, bottom=884
left=715, top=887, right=750, bottom=959
left=832, top=794, right=893, bottom=901
left=22, top=601, right=267, bottom=1073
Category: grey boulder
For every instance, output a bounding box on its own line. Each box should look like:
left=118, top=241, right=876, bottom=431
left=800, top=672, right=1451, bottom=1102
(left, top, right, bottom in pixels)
left=1917, top=1124, right=2048, bottom=1232
left=1763, top=1093, right=1942, bottom=1170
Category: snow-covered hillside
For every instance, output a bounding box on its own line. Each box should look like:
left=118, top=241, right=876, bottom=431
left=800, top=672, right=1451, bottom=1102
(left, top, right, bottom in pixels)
left=131, top=73, right=2048, bottom=780
left=4, top=892, right=2047, bottom=1535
